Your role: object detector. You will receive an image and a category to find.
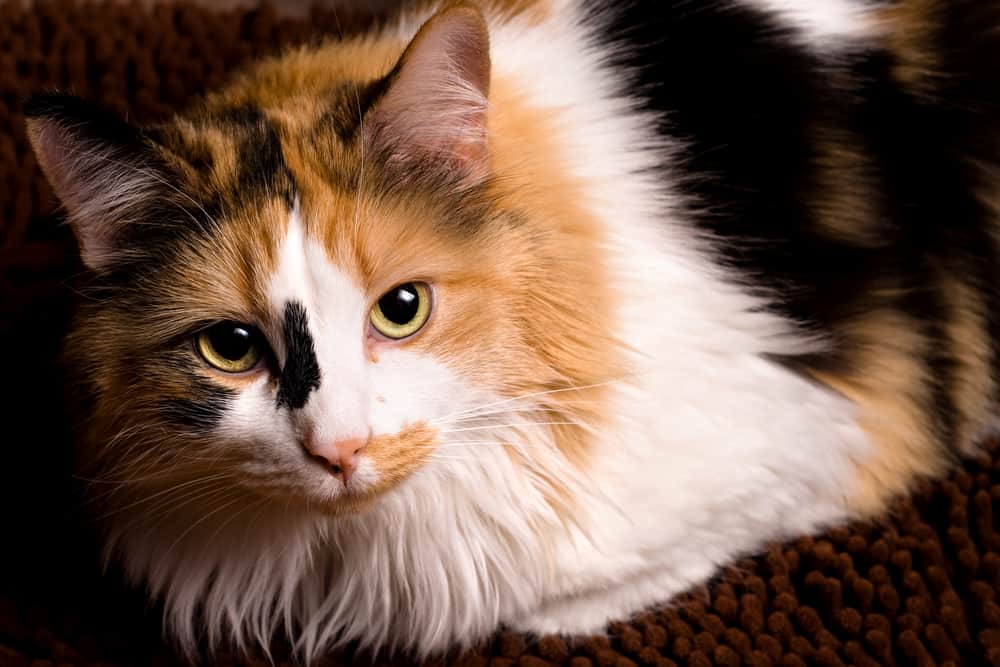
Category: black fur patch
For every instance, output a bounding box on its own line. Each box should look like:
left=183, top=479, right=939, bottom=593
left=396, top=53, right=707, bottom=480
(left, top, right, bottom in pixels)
left=584, top=1, right=862, bottom=329
left=586, top=3, right=998, bottom=326
left=25, top=92, right=151, bottom=155
left=586, top=0, right=1000, bottom=446
left=220, top=105, right=298, bottom=209
left=276, top=301, right=322, bottom=410
left=160, top=372, right=235, bottom=431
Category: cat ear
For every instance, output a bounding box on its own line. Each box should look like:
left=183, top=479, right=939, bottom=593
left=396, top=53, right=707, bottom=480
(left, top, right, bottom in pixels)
left=365, top=3, right=491, bottom=183
left=25, top=93, right=171, bottom=272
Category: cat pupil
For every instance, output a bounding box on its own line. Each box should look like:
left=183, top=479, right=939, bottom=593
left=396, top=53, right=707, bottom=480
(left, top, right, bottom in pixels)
left=379, top=284, right=420, bottom=324
left=209, top=323, right=252, bottom=361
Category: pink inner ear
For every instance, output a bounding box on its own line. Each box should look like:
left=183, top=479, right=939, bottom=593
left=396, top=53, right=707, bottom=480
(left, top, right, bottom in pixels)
left=365, top=4, right=492, bottom=181
left=27, top=119, right=118, bottom=270
left=28, top=121, right=86, bottom=214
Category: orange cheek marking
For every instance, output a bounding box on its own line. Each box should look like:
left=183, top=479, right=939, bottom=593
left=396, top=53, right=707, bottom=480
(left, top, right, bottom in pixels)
left=365, top=422, right=438, bottom=494
left=320, top=425, right=436, bottom=516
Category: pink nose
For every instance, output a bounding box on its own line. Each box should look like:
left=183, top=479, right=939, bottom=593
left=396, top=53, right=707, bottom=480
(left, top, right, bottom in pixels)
left=305, top=437, right=368, bottom=485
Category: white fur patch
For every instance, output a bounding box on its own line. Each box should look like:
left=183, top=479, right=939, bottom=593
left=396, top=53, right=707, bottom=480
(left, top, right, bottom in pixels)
left=479, top=0, right=872, bottom=637
left=738, top=0, right=875, bottom=48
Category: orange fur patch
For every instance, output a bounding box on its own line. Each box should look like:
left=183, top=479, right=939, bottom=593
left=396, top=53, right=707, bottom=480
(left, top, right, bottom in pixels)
left=810, top=309, right=945, bottom=516
left=811, top=130, right=887, bottom=249
left=365, top=422, right=438, bottom=493
left=871, top=0, right=943, bottom=95
left=940, top=277, right=995, bottom=451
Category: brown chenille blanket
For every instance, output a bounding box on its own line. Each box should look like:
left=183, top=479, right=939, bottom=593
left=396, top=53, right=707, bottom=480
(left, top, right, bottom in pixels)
left=0, top=2, right=997, bottom=665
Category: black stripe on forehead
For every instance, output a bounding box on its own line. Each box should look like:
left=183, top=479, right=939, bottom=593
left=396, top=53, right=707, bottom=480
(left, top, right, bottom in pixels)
left=276, top=301, right=322, bottom=410
left=223, top=105, right=298, bottom=208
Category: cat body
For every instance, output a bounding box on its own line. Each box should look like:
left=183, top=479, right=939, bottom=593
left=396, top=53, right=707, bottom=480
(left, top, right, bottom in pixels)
left=25, top=0, right=1000, bottom=660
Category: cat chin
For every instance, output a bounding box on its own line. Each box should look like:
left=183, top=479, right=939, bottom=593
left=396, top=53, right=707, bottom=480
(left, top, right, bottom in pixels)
left=229, top=479, right=390, bottom=518
left=307, top=489, right=389, bottom=517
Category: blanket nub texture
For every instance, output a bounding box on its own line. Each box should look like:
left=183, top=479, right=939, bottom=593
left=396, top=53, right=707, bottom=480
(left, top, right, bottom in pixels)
left=0, top=2, right=997, bottom=665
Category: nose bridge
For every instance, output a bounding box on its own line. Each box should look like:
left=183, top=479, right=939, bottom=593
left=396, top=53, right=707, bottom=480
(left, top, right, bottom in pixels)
left=304, top=288, right=370, bottom=443
left=302, top=335, right=371, bottom=487
left=308, top=359, right=369, bottom=437
left=272, top=205, right=371, bottom=439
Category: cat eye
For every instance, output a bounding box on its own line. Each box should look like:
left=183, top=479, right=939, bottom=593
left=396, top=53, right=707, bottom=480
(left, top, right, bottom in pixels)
left=196, top=321, right=264, bottom=373
left=369, top=282, right=432, bottom=340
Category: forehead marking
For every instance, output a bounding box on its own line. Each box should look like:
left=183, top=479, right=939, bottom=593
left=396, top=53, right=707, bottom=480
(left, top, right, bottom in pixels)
left=184, top=104, right=298, bottom=212
left=276, top=300, right=322, bottom=410
left=231, top=106, right=297, bottom=207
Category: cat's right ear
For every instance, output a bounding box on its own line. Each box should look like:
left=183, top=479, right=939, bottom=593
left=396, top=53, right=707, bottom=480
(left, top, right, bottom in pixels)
left=25, top=93, right=171, bottom=273
left=364, top=3, right=491, bottom=185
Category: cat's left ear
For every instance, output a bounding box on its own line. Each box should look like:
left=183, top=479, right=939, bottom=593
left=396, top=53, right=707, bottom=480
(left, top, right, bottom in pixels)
left=365, top=2, right=491, bottom=183
left=25, top=93, right=174, bottom=273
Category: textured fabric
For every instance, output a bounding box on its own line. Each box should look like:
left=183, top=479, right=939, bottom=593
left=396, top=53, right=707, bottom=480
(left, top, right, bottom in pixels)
left=0, top=2, right=997, bottom=665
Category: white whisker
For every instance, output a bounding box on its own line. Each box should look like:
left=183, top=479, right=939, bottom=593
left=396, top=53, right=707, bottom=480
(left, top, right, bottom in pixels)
left=439, top=421, right=584, bottom=434
left=428, top=378, right=620, bottom=424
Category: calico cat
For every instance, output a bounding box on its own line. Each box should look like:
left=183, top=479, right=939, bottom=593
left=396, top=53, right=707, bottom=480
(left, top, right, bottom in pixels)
left=24, top=0, right=1000, bottom=661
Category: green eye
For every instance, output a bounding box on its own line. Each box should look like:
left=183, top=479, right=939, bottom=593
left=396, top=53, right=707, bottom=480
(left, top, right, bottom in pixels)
left=196, top=321, right=263, bottom=373
left=370, top=282, right=432, bottom=340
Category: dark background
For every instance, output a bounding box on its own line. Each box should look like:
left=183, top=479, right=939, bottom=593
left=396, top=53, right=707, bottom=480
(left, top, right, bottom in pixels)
left=0, top=2, right=996, bottom=665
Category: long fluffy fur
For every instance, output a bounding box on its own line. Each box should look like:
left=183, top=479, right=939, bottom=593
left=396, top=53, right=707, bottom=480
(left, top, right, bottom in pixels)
left=23, top=0, right=1000, bottom=662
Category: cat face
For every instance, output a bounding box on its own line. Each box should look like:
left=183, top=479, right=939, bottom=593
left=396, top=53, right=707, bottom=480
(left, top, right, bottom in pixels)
left=72, top=185, right=530, bottom=513
left=27, top=5, right=619, bottom=519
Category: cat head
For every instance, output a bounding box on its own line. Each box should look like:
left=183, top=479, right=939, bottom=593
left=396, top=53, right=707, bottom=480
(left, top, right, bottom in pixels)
left=26, top=3, right=617, bottom=524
